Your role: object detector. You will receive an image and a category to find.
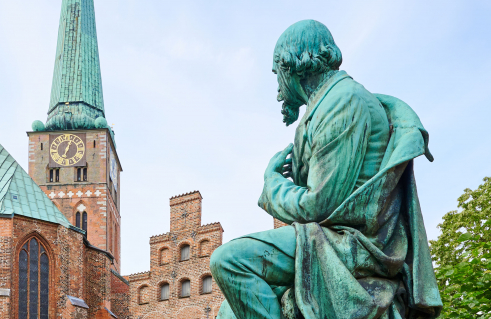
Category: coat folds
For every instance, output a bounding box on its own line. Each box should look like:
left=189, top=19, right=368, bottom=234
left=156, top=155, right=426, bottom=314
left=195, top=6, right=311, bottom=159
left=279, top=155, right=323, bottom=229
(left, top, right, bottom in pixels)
left=257, top=71, right=442, bottom=318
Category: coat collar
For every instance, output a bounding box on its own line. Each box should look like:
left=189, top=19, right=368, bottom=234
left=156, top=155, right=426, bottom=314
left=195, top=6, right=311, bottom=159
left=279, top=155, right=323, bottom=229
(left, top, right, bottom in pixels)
left=299, top=70, right=352, bottom=127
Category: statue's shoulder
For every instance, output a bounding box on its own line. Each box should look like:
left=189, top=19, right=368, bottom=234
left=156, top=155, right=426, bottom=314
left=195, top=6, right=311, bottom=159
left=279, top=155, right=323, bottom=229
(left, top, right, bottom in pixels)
left=316, top=76, right=376, bottom=114
left=323, top=75, right=374, bottom=104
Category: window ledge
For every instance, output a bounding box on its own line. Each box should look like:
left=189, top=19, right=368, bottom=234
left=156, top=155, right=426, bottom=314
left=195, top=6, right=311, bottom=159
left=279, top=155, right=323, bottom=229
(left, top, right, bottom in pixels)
left=200, top=292, right=212, bottom=295
left=179, top=295, right=190, bottom=299
left=139, top=302, right=150, bottom=305
left=159, top=299, right=169, bottom=302
left=199, top=255, right=210, bottom=258
left=179, top=259, right=190, bottom=262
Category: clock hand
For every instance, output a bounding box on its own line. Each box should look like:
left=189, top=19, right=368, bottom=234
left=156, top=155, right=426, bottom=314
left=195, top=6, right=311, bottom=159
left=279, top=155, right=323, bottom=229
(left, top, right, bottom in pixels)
left=62, top=141, right=72, bottom=158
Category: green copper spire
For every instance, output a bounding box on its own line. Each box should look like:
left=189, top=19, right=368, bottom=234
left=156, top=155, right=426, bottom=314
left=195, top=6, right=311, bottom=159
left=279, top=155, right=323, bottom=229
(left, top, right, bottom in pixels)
left=42, top=0, right=108, bottom=132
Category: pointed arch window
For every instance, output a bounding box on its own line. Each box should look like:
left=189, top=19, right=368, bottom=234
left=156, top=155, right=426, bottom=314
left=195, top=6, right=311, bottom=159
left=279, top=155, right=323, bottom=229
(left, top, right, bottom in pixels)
left=76, top=212, right=81, bottom=228
left=18, top=237, right=49, bottom=319
left=82, top=212, right=88, bottom=233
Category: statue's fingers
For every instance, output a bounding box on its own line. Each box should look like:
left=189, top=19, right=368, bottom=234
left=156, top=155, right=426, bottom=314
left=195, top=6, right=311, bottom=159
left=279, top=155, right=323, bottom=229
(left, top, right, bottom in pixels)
left=282, top=143, right=294, bottom=157
left=283, top=171, right=293, bottom=178
left=285, top=158, right=292, bottom=165
left=282, top=164, right=292, bottom=172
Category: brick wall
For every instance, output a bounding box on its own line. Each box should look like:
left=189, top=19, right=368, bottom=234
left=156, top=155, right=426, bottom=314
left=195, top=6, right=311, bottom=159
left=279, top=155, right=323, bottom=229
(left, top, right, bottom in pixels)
left=8, top=216, right=86, bottom=319
left=127, top=191, right=225, bottom=319
left=1, top=214, right=125, bottom=319
left=111, top=270, right=131, bottom=319
left=0, top=218, right=13, bottom=319
left=85, top=248, right=112, bottom=318
left=274, top=218, right=288, bottom=229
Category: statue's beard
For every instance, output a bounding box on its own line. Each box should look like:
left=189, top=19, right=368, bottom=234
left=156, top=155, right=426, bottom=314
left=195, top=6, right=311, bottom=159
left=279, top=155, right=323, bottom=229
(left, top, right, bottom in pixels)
left=277, top=71, right=305, bottom=127
left=281, top=103, right=300, bottom=126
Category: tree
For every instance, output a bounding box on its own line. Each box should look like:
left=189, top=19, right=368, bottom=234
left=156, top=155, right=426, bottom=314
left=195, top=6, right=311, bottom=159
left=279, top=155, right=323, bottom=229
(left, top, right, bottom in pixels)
left=430, top=177, right=491, bottom=318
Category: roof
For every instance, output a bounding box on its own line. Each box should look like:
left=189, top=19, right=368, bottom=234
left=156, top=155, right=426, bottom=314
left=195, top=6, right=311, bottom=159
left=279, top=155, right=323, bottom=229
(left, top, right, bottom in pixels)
left=39, top=0, right=115, bottom=140
left=49, top=0, right=104, bottom=114
left=0, top=144, right=71, bottom=228
left=169, top=190, right=202, bottom=200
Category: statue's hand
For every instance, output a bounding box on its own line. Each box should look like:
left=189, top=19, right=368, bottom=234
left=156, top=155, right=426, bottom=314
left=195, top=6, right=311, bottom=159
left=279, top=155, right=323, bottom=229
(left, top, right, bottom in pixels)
left=264, top=143, right=293, bottom=180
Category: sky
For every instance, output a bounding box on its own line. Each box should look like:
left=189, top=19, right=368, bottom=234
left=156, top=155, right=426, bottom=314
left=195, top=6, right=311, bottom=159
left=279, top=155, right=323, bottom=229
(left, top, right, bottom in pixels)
left=0, top=0, right=490, bottom=275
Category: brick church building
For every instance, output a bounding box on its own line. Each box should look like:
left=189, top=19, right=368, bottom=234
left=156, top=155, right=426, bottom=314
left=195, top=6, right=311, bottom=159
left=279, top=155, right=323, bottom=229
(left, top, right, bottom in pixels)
left=127, top=191, right=225, bottom=319
left=0, top=0, right=130, bottom=318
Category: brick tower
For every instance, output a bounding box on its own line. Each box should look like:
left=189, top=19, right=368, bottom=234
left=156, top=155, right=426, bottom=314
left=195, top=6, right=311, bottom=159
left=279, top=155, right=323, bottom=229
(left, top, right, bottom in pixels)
left=27, top=0, right=123, bottom=271
left=127, top=191, right=225, bottom=319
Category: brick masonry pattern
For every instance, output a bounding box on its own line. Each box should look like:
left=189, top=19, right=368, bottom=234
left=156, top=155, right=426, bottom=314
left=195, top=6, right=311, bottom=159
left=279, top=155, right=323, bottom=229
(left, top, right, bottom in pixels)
left=127, top=192, right=225, bottom=319
left=0, top=214, right=129, bottom=318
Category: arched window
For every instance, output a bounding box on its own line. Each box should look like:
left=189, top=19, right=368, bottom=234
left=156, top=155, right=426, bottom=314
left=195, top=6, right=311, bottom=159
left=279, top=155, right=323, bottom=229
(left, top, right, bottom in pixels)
left=18, top=237, right=49, bottom=319
left=82, top=212, right=87, bottom=233
left=199, top=240, right=210, bottom=257
left=75, top=212, right=81, bottom=228
left=160, top=248, right=170, bottom=265
left=160, top=283, right=170, bottom=300
left=202, top=276, right=212, bottom=294
left=180, top=279, right=190, bottom=297
left=180, top=244, right=190, bottom=261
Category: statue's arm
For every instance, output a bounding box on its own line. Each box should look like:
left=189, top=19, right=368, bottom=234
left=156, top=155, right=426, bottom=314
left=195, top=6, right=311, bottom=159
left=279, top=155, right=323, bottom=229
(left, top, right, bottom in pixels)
left=258, top=92, right=371, bottom=224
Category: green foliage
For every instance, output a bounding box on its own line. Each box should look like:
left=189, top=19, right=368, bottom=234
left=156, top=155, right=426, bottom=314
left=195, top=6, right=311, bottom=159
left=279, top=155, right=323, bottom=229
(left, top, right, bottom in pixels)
left=430, top=177, right=491, bottom=318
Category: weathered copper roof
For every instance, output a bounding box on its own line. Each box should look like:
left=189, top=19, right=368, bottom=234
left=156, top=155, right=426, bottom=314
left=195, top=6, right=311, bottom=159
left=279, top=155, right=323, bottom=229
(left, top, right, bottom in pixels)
left=0, top=144, right=71, bottom=228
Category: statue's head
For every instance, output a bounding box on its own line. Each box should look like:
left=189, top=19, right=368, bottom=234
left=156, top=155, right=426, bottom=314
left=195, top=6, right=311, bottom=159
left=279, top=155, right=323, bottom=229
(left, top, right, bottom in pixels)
left=273, top=20, right=342, bottom=125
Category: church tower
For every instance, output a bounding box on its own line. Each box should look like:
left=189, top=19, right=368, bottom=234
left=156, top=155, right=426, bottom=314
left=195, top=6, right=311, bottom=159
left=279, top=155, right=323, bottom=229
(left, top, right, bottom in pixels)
left=27, top=0, right=122, bottom=271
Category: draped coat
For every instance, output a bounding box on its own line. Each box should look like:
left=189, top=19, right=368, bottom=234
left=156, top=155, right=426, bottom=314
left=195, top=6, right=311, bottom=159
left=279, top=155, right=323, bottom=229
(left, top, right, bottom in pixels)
left=257, top=71, right=442, bottom=318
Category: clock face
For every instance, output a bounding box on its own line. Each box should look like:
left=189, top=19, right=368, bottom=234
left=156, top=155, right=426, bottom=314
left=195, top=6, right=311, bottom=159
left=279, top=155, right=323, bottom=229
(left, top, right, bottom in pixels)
left=49, top=134, right=86, bottom=167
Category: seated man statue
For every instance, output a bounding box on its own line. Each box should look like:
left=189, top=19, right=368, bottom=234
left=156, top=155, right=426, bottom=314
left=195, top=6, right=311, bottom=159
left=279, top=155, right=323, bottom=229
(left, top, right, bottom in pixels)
left=210, top=20, right=442, bottom=319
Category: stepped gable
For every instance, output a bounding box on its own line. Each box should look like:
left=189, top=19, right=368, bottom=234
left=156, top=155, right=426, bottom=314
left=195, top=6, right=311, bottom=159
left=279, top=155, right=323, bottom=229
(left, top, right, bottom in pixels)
left=0, top=144, right=71, bottom=228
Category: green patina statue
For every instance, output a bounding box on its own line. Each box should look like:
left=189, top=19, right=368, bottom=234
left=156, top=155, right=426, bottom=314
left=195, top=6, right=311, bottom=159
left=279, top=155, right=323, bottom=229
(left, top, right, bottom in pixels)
left=210, top=20, right=442, bottom=319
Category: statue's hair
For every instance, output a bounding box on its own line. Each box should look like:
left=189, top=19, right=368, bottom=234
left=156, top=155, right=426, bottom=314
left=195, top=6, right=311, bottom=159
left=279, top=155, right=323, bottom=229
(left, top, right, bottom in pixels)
left=273, top=20, right=342, bottom=77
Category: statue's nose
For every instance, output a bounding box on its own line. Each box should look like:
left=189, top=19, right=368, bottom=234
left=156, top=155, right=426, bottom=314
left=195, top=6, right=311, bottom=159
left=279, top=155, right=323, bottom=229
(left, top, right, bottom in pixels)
left=277, top=87, right=284, bottom=102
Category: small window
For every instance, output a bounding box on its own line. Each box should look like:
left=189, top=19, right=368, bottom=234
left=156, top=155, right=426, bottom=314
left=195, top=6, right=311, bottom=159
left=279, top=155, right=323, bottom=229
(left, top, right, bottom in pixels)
left=41, top=143, right=43, bottom=150
left=180, top=245, right=190, bottom=261
left=82, top=212, right=88, bottom=233
left=76, top=212, right=81, bottom=228
left=93, top=140, right=96, bottom=148
left=76, top=167, right=88, bottom=182
left=202, top=276, right=212, bottom=294
left=181, top=280, right=190, bottom=297
left=49, top=168, right=59, bottom=183
left=160, top=283, right=169, bottom=300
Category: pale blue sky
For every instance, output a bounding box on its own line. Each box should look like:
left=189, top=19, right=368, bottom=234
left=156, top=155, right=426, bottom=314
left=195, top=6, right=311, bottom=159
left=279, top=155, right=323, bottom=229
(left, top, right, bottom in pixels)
left=0, top=0, right=490, bottom=275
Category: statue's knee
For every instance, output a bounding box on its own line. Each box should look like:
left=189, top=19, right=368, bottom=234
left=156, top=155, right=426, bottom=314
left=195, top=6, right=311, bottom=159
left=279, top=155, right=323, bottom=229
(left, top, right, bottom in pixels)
left=210, top=241, right=237, bottom=277
left=210, top=244, right=226, bottom=276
